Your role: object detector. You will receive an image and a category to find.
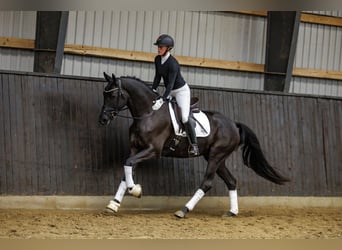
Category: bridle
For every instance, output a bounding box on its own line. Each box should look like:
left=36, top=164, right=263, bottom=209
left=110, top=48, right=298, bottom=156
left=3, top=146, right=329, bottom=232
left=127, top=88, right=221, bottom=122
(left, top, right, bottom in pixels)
left=102, top=78, right=128, bottom=119
left=102, top=78, right=153, bottom=120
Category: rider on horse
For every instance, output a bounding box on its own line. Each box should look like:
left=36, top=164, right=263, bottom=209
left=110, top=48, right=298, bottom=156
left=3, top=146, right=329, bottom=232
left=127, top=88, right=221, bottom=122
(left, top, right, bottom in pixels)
left=151, top=34, right=199, bottom=156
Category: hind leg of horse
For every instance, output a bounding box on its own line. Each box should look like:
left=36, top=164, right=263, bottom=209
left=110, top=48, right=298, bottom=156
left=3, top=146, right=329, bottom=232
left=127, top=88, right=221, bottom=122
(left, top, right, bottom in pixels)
left=216, top=164, right=239, bottom=216
left=174, top=157, right=224, bottom=218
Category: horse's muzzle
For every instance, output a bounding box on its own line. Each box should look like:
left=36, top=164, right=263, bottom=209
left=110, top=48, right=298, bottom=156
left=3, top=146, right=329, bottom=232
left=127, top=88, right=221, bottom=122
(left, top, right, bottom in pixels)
left=99, top=106, right=118, bottom=126
left=98, top=112, right=111, bottom=126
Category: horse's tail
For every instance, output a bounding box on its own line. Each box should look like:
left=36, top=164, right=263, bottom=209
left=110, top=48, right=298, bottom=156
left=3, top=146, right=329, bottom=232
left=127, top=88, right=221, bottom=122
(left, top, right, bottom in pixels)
left=236, top=122, right=290, bottom=185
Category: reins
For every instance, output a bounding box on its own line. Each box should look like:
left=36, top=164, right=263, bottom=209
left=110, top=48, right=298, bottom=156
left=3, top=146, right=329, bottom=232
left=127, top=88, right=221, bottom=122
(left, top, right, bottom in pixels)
left=115, top=111, right=154, bottom=120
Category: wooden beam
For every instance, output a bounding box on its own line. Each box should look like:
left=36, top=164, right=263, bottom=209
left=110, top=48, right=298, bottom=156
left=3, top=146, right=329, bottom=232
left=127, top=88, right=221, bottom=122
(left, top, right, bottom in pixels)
left=229, top=11, right=342, bottom=27
left=63, top=43, right=264, bottom=73
left=176, top=55, right=264, bottom=73
left=301, top=13, right=342, bottom=27
left=229, top=11, right=267, bottom=17
left=293, top=68, right=342, bottom=81
left=0, top=36, right=341, bottom=81
left=0, top=37, right=34, bottom=49
left=64, top=44, right=155, bottom=62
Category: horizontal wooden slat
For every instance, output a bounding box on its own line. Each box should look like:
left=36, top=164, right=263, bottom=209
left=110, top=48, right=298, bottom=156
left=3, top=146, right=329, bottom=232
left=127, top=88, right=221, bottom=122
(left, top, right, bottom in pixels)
left=0, top=36, right=341, bottom=81
left=176, top=55, right=264, bottom=73
left=230, top=11, right=342, bottom=27
left=64, top=44, right=154, bottom=62
left=63, top=44, right=265, bottom=73
left=0, top=37, right=34, bottom=49
left=293, top=68, right=342, bottom=81
left=230, top=11, right=267, bottom=17
left=301, top=13, right=342, bottom=27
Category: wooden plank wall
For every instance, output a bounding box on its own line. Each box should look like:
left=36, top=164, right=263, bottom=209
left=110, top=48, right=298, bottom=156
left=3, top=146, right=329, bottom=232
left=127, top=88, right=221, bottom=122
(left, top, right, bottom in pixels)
left=0, top=71, right=341, bottom=196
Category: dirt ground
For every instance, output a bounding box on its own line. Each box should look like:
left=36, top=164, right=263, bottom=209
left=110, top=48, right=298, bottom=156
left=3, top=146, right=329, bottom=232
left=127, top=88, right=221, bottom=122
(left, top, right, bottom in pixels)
left=0, top=207, right=341, bottom=239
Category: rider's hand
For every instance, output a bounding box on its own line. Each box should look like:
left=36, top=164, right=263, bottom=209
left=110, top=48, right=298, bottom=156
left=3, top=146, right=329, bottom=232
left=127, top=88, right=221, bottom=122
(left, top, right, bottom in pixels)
left=152, top=97, right=164, bottom=110
left=162, top=95, right=172, bottom=102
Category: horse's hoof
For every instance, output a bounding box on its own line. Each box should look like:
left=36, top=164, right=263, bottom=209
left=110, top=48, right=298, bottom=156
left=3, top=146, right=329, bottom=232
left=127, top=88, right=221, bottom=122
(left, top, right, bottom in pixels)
left=128, top=184, right=142, bottom=198
left=222, top=211, right=237, bottom=217
left=105, top=200, right=120, bottom=213
left=174, top=210, right=186, bottom=218
left=104, top=208, right=117, bottom=214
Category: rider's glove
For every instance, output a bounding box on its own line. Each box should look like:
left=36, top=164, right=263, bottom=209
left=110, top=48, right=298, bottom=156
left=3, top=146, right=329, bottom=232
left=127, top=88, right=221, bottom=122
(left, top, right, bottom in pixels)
left=152, top=97, right=164, bottom=110
left=162, top=95, right=172, bottom=102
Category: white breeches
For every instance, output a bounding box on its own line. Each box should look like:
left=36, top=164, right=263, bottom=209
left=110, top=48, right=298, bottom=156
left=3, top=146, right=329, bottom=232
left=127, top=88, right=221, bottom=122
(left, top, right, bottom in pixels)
left=170, top=84, right=191, bottom=123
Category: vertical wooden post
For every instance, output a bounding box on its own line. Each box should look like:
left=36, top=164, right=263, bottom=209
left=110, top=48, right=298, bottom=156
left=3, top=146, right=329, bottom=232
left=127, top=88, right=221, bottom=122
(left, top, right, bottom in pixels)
left=33, top=11, right=68, bottom=74
left=264, top=11, right=301, bottom=92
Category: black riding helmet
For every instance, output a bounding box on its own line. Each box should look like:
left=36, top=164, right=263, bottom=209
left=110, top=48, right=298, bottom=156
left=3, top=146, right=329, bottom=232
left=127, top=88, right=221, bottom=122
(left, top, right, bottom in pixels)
left=153, top=34, right=174, bottom=49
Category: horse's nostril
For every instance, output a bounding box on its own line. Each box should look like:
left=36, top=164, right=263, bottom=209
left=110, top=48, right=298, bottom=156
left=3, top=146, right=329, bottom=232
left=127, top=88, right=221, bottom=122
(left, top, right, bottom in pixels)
left=99, top=114, right=111, bottom=126
left=99, top=116, right=106, bottom=125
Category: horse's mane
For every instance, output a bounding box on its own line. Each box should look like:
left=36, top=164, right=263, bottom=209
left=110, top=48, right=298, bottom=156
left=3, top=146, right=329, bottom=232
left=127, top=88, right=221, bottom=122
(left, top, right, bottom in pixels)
left=121, top=76, right=146, bottom=84
left=120, top=76, right=153, bottom=92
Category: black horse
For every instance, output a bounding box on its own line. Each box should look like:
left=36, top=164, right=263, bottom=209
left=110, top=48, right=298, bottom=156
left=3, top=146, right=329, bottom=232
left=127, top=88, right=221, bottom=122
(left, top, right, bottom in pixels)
left=99, top=72, right=289, bottom=218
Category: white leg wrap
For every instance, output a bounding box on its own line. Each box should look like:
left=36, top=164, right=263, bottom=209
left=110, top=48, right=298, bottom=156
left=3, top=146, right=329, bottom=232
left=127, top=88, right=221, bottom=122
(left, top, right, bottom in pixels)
left=185, top=189, right=205, bottom=211
left=124, top=165, right=135, bottom=188
left=114, top=180, right=127, bottom=203
left=229, top=190, right=239, bottom=215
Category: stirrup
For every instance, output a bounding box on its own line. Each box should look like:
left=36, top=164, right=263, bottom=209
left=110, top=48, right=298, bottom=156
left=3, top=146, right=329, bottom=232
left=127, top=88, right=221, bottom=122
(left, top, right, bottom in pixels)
left=188, top=144, right=199, bottom=156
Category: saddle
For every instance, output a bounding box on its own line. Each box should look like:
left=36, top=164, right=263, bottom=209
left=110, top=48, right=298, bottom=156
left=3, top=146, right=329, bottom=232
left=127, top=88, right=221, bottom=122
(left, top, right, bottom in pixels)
left=167, top=97, right=210, bottom=152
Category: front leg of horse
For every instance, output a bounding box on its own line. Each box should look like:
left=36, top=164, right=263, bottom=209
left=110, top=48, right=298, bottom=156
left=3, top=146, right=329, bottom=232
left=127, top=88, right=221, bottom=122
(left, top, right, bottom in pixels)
left=124, top=146, right=156, bottom=197
left=106, top=146, right=156, bottom=213
left=124, top=165, right=142, bottom=198
left=106, top=178, right=127, bottom=213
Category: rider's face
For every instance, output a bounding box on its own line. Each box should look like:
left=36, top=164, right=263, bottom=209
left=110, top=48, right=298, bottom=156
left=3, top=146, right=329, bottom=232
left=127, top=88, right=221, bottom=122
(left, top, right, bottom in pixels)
left=157, top=46, right=168, bottom=56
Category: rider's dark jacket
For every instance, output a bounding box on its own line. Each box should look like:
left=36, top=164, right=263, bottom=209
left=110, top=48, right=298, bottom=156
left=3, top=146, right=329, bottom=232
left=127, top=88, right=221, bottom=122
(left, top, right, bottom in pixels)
left=152, top=54, right=186, bottom=99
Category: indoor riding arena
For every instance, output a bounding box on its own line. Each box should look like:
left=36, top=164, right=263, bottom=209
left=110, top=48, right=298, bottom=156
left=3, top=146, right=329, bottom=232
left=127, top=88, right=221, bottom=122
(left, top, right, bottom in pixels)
left=0, top=10, right=341, bottom=239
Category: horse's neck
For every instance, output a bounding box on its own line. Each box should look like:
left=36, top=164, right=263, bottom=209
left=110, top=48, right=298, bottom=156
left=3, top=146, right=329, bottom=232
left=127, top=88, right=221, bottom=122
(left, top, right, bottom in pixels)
left=124, top=80, right=154, bottom=117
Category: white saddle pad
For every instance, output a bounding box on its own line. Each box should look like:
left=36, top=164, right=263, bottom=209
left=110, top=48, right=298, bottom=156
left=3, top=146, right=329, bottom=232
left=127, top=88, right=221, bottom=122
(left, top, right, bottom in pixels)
left=168, top=102, right=210, bottom=137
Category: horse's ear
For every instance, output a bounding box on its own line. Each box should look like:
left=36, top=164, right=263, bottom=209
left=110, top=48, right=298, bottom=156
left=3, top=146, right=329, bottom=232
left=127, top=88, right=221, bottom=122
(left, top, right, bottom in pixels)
left=112, top=74, right=116, bottom=82
left=104, top=72, right=114, bottom=91
left=103, top=72, right=112, bottom=82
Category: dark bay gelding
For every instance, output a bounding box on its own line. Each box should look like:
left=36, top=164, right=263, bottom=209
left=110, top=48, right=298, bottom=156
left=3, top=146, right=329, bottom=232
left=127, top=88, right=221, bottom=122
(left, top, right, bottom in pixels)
left=99, top=73, right=289, bottom=218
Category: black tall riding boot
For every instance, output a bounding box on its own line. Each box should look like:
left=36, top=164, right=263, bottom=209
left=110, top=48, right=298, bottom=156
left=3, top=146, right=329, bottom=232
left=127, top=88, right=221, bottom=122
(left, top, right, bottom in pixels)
left=184, top=121, right=199, bottom=156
